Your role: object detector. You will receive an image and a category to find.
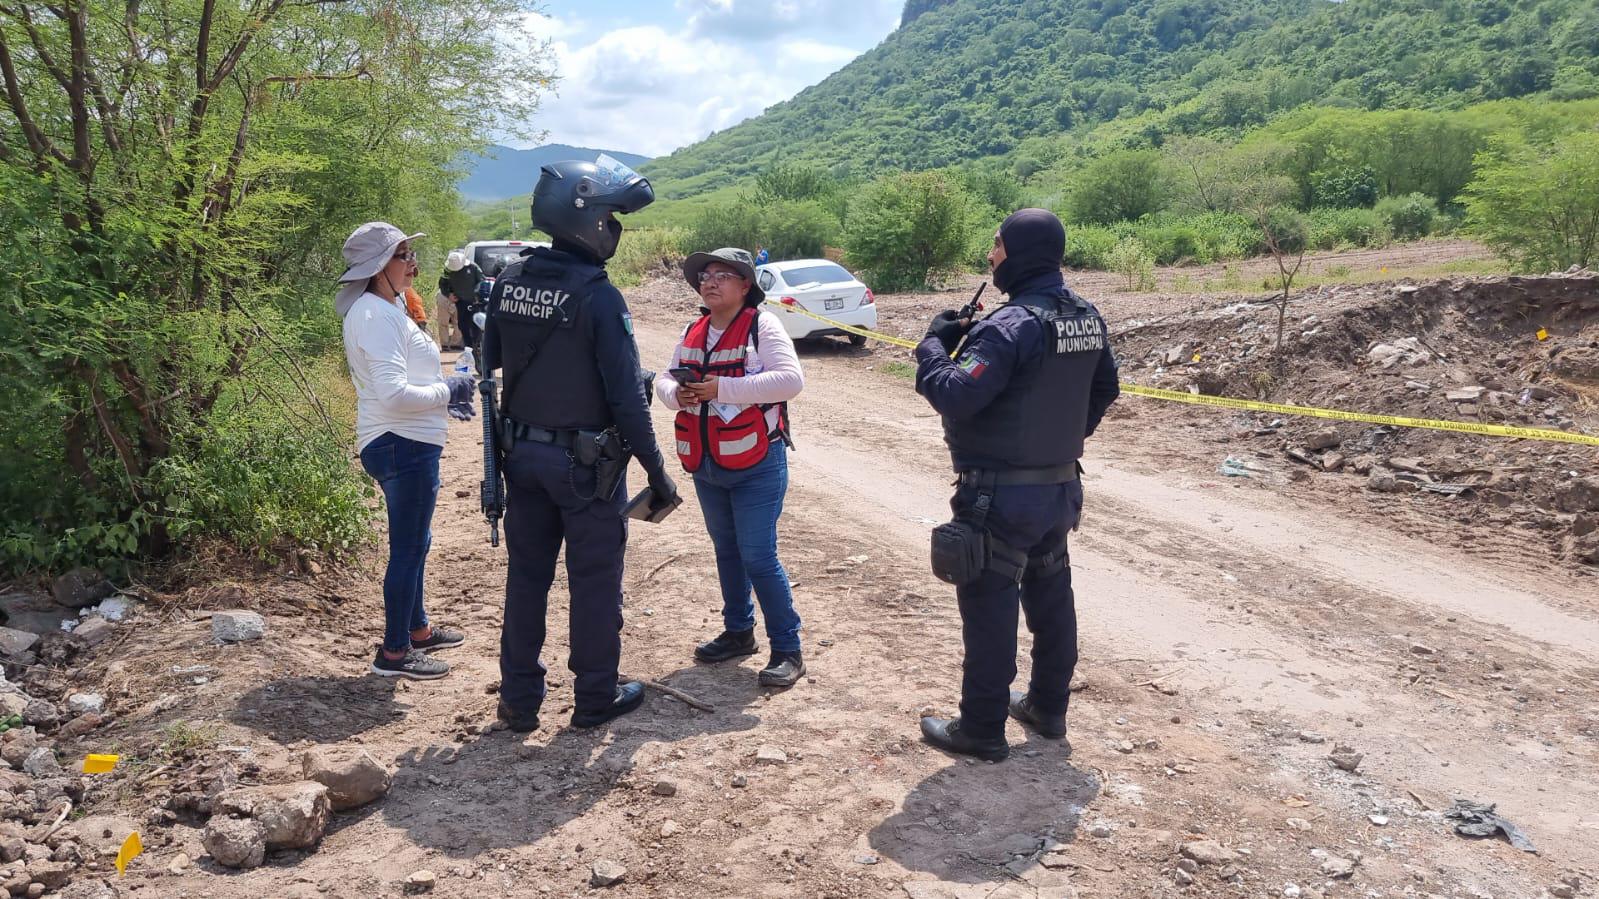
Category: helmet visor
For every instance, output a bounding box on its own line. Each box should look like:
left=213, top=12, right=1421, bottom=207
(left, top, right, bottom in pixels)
left=592, top=154, right=654, bottom=213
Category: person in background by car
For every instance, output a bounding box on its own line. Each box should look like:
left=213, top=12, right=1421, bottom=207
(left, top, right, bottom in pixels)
left=336, top=222, right=473, bottom=680
left=441, top=250, right=484, bottom=352
left=431, top=281, right=457, bottom=348
left=656, top=247, right=807, bottom=688
left=402, top=255, right=429, bottom=329
left=754, top=246, right=769, bottom=265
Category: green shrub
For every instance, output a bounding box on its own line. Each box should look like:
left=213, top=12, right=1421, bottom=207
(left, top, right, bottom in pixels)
left=683, top=199, right=838, bottom=262
left=1066, top=149, right=1171, bottom=225
left=1375, top=193, right=1439, bottom=241
left=611, top=227, right=686, bottom=288
left=1307, top=207, right=1390, bottom=250
left=1465, top=133, right=1599, bottom=271
left=844, top=171, right=984, bottom=292
left=1064, top=225, right=1120, bottom=268
left=1309, top=166, right=1378, bottom=208
left=1105, top=236, right=1157, bottom=290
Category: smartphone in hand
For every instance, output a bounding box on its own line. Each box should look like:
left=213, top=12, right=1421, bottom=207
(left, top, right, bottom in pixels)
left=668, top=367, right=698, bottom=383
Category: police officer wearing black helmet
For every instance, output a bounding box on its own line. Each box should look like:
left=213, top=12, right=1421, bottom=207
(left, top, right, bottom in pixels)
left=914, top=208, right=1120, bottom=762
left=482, top=156, right=679, bottom=733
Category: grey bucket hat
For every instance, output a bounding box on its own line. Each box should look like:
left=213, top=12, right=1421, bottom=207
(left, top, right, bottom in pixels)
left=681, top=247, right=765, bottom=306
left=335, top=221, right=425, bottom=317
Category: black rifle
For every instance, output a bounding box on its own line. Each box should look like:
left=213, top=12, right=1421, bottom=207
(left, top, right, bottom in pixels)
left=479, top=376, right=505, bottom=547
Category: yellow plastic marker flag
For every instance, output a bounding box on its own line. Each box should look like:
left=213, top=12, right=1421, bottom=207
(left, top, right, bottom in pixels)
left=82, top=753, right=119, bottom=774
left=1537, top=328, right=1549, bottom=341
left=1192, top=353, right=1202, bottom=363
left=115, top=831, right=142, bottom=875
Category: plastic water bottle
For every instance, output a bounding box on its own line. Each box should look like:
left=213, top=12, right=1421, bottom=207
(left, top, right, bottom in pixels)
left=456, top=347, right=475, bottom=375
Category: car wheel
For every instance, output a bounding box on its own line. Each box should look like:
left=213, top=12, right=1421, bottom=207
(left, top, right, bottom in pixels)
left=848, top=333, right=868, bottom=347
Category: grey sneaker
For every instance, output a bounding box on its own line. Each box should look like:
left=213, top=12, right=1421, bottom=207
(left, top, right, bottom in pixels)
left=411, top=626, right=465, bottom=651
left=370, top=648, right=449, bottom=680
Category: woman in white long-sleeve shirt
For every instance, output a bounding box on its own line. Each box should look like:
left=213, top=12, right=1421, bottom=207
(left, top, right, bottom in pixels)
left=336, top=222, right=473, bottom=681
left=655, top=247, right=807, bottom=688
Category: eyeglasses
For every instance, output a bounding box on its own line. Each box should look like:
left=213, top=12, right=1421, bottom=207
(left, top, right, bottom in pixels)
left=392, top=249, right=416, bottom=263
left=697, top=271, right=744, bottom=285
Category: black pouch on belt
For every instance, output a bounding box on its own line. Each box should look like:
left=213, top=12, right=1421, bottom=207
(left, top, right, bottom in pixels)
left=930, top=518, right=987, bottom=586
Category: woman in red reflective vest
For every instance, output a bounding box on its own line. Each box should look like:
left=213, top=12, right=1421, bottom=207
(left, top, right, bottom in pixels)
left=656, top=247, right=807, bottom=687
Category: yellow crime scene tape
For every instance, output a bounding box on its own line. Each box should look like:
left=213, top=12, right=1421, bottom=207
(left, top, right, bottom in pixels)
left=762, top=300, right=1599, bottom=448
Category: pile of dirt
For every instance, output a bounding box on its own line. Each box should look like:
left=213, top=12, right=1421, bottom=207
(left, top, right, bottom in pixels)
left=856, top=269, right=1599, bottom=568
left=1111, top=271, right=1599, bottom=566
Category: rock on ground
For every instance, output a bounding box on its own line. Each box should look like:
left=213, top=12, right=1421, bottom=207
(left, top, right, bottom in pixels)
left=1179, top=839, right=1241, bottom=865
left=51, top=569, right=115, bottom=609
left=211, top=610, right=266, bottom=643
left=0, top=628, right=39, bottom=658
left=214, top=782, right=331, bottom=849
left=53, top=815, right=142, bottom=858
left=590, top=859, right=627, bottom=887
left=302, top=748, right=392, bottom=811
left=203, top=816, right=267, bottom=869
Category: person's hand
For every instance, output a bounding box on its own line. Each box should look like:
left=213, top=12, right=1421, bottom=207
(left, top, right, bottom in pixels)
left=925, top=310, right=971, bottom=354
left=446, top=374, right=475, bottom=405
left=646, top=465, right=679, bottom=509
left=679, top=375, right=720, bottom=404
left=447, top=401, right=476, bottom=421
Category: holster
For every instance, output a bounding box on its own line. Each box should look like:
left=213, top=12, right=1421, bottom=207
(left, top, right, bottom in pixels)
left=575, top=428, right=629, bottom=502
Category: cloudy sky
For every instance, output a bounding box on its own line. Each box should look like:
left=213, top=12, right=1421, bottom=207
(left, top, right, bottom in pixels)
left=518, top=0, right=904, bottom=158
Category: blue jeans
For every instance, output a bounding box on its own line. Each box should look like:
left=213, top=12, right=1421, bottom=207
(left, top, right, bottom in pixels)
left=692, top=443, right=802, bottom=652
left=359, top=432, right=441, bottom=653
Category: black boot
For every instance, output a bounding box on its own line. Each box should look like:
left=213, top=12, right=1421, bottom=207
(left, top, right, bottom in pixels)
left=694, top=628, right=758, bottom=663
left=919, top=716, right=1009, bottom=762
left=1008, top=691, right=1068, bottom=743
left=570, top=681, right=645, bottom=729
left=496, top=700, right=540, bottom=734
left=757, top=651, right=805, bottom=688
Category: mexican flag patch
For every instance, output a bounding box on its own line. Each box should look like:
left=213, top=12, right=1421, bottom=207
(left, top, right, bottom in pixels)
left=958, top=353, right=989, bottom=378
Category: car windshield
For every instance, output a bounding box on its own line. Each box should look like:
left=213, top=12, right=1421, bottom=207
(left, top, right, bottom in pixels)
left=474, top=247, right=524, bottom=274
left=780, top=263, right=854, bottom=288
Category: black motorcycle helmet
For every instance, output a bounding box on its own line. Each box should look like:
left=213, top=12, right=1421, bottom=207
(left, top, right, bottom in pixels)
left=531, top=157, right=655, bottom=262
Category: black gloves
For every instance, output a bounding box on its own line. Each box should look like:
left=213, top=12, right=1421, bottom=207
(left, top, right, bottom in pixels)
left=926, top=309, right=972, bottom=354
left=446, top=375, right=476, bottom=420
left=642, top=453, right=679, bottom=509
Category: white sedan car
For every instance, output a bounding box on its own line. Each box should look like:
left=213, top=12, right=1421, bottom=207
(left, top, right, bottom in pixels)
left=756, top=259, right=877, bottom=346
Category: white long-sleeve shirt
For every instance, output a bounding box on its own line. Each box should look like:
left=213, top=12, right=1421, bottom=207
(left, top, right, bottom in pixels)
left=342, top=291, right=449, bottom=452
left=656, top=309, right=804, bottom=433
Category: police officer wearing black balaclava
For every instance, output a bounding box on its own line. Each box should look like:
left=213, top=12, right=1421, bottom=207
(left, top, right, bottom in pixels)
left=913, top=208, right=1120, bottom=761
left=481, top=158, right=679, bottom=733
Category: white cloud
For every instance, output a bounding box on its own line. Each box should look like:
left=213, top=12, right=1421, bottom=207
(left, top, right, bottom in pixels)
left=510, top=1, right=901, bottom=158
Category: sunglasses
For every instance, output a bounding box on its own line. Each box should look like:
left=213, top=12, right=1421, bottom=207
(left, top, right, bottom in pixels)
left=392, top=248, right=417, bottom=263
left=697, top=270, right=744, bottom=285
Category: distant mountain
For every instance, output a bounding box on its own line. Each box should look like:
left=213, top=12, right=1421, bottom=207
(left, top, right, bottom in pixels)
left=645, top=0, right=1599, bottom=197
left=459, top=145, right=651, bottom=201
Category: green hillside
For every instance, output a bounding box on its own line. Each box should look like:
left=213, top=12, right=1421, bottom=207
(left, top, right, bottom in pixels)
left=644, top=0, right=1599, bottom=197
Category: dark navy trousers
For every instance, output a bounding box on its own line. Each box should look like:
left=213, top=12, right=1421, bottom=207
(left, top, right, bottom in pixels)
left=499, top=438, right=628, bottom=716
left=952, top=479, right=1084, bottom=741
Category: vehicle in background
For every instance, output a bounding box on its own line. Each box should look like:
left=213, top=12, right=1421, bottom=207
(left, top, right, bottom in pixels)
left=756, top=259, right=876, bottom=347
left=461, top=239, right=549, bottom=279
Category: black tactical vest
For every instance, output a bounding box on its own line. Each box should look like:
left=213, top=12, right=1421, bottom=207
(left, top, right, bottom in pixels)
left=945, top=289, right=1108, bottom=471
left=492, top=249, right=611, bottom=431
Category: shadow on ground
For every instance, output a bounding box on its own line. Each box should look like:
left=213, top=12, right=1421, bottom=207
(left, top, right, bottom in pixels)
left=869, top=737, right=1099, bottom=885
left=229, top=675, right=402, bottom=743
left=377, top=663, right=764, bottom=857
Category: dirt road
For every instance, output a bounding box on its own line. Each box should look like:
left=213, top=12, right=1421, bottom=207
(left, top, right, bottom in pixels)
left=111, top=278, right=1597, bottom=898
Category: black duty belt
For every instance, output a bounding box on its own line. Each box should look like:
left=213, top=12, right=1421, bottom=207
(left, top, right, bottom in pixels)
left=958, top=463, right=1080, bottom=488
left=501, top=417, right=578, bottom=448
